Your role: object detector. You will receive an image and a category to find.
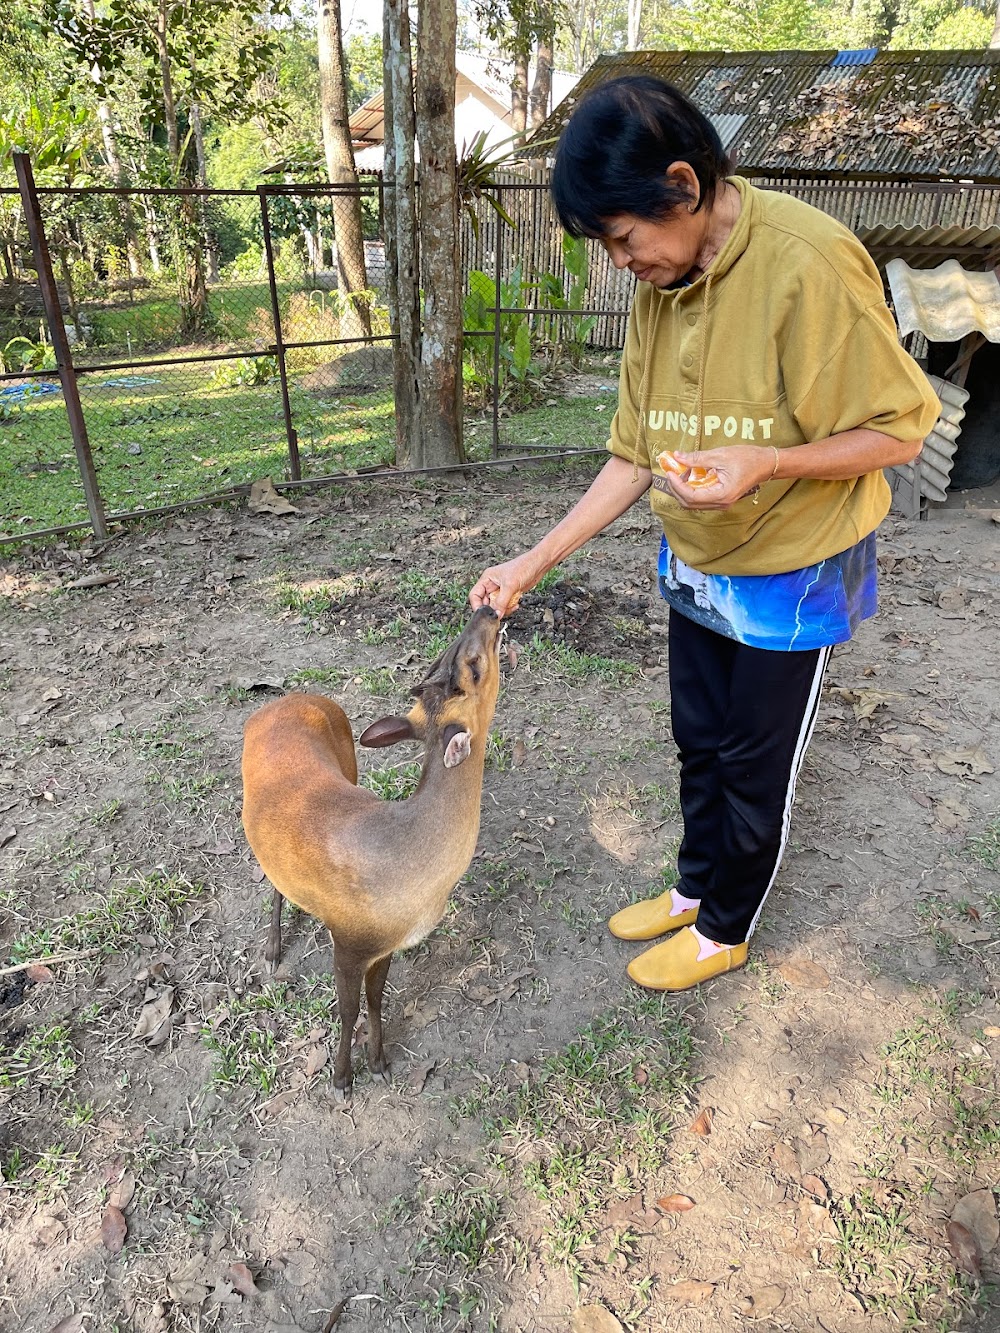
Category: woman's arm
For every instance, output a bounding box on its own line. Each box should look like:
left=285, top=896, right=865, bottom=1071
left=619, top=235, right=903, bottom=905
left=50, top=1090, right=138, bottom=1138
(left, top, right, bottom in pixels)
left=469, top=454, right=652, bottom=615
left=666, top=428, right=923, bottom=510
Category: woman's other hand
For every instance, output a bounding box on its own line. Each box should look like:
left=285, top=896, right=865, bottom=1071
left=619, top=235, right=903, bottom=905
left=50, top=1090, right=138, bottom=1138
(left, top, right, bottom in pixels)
left=469, top=553, right=540, bottom=618
left=665, top=445, right=778, bottom=509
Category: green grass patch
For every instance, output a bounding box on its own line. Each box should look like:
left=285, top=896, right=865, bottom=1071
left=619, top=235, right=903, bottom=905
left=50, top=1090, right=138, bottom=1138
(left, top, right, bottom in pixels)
left=6, top=873, right=204, bottom=965
left=202, top=977, right=338, bottom=1095
left=528, top=633, right=641, bottom=685
left=966, top=814, right=1000, bottom=872
left=453, top=996, right=696, bottom=1285
left=361, top=760, right=422, bottom=801
left=0, top=1022, right=78, bottom=1092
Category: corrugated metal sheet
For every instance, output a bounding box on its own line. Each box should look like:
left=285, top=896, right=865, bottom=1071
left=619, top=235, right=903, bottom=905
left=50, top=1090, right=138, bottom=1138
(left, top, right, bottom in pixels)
left=889, top=373, right=968, bottom=515
left=527, top=49, right=1000, bottom=184
left=862, top=223, right=1000, bottom=268
left=887, top=258, right=1000, bottom=341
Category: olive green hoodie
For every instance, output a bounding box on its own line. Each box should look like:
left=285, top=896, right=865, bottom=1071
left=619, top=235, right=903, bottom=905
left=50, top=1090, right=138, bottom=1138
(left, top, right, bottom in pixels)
left=608, top=177, right=941, bottom=575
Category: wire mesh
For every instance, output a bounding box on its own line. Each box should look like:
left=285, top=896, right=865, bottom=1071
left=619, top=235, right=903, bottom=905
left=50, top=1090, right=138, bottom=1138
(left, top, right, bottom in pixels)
left=268, top=185, right=396, bottom=477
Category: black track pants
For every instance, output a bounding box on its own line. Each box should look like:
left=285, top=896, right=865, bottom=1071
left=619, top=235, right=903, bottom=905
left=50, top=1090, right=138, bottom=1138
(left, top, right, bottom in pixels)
left=668, top=610, right=832, bottom=946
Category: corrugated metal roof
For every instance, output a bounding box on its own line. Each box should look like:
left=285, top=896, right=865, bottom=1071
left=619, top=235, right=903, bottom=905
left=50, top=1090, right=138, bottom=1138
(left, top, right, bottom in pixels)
left=887, top=258, right=1000, bottom=341
left=527, top=49, right=1000, bottom=184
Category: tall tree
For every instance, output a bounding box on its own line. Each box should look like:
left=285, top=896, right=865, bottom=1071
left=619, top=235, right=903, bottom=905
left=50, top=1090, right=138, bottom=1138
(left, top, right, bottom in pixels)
left=529, top=15, right=554, bottom=127
left=993, top=0, right=1000, bottom=43
left=416, top=0, right=465, bottom=466
left=628, top=0, right=643, bottom=44
left=383, top=0, right=420, bottom=462
left=46, top=0, right=291, bottom=333
left=317, top=0, right=371, bottom=339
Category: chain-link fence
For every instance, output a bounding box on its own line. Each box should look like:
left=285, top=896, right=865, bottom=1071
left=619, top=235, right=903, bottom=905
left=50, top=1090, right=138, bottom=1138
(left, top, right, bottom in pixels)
left=0, top=169, right=397, bottom=540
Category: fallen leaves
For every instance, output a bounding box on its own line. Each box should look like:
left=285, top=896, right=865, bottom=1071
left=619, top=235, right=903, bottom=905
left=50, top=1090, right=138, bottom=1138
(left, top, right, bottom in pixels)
left=946, top=1218, right=982, bottom=1280
left=664, top=1279, right=715, bottom=1305
left=736, top=1286, right=786, bottom=1319
left=226, top=1263, right=260, bottom=1298
left=657, top=1193, right=696, bottom=1212
left=248, top=477, right=299, bottom=516
left=133, top=985, right=175, bottom=1047
left=777, top=958, right=830, bottom=989
left=951, top=1189, right=999, bottom=1259
left=571, top=1306, right=624, bottom=1333
left=47, top=1317, right=86, bottom=1333
left=100, top=1205, right=127, bottom=1254
left=689, top=1107, right=714, bottom=1136
left=933, top=747, right=994, bottom=778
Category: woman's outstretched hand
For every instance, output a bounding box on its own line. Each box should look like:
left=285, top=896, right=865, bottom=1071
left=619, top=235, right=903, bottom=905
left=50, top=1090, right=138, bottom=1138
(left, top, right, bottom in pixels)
left=469, top=552, right=540, bottom=618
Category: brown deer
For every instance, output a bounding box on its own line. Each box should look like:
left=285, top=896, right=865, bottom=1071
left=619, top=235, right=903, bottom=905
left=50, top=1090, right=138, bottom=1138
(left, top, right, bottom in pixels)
left=241, top=606, right=502, bottom=1099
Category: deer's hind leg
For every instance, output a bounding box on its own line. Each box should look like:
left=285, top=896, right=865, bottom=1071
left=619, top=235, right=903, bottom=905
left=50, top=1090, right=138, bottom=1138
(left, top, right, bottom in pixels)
left=331, top=939, right=367, bottom=1102
left=364, top=953, right=393, bottom=1084
left=264, top=888, right=283, bottom=973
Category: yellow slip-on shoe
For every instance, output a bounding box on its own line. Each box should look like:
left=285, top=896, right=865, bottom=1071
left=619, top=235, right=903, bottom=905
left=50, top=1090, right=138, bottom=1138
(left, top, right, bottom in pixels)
left=626, top=926, right=748, bottom=992
left=608, top=890, right=698, bottom=941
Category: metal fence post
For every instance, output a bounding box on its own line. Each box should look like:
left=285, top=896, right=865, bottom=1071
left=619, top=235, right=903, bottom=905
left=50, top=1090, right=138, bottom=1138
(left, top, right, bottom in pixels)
left=14, top=153, right=108, bottom=541
left=258, top=186, right=302, bottom=482
left=491, top=183, right=504, bottom=459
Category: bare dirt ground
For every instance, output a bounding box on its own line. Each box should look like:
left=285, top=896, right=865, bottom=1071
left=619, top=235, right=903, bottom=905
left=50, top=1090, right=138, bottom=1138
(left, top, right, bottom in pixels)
left=2, top=465, right=999, bottom=1333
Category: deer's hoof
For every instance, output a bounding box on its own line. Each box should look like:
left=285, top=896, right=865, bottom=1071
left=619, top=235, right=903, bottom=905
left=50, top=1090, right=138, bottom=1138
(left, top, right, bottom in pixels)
left=374, top=1065, right=392, bottom=1086
left=333, top=1080, right=354, bottom=1105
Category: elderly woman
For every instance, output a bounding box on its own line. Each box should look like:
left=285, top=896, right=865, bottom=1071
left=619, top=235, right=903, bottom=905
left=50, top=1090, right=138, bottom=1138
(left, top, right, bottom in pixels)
left=469, top=76, right=939, bottom=993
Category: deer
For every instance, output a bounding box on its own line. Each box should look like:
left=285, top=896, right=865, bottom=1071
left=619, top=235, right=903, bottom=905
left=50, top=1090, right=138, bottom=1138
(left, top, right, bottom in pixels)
left=240, top=606, right=503, bottom=1100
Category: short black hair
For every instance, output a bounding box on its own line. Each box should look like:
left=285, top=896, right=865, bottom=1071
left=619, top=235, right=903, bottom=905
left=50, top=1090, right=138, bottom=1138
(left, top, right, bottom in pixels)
left=551, top=75, right=732, bottom=239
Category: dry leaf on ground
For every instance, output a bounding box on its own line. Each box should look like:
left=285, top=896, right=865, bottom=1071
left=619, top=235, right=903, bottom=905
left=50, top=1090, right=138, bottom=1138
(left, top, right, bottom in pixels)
left=571, top=1305, right=625, bottom=1332
left=946, top=1219, right=983, bottom=1279
left=745, top=1286, right=786, bottom=1318
left=407, top=1059, right=436, bottom=1092
left=133, top=986, right=175, bottom=1046
left=248, top=477, right=299, bottom=516
left=689, top=1107, right=714, bottom=1136
left=952, top=1191, right=999, bottom=1256
left=100, top=1205, right=127, bottom=1254
left=47, top=1317, right=85, bottom=1333
left=226, top=1263, right=260, bottom=1298
left=303, top=1043, right=328, bottom=1078
left=657, top=1194, right=696, bottom=1212
left=934, top=747, right=994, bottom=777
left=800, top=1174, right=829, bottom=1199
left=778, top=959, right=830, bottom=989
left=665, top=1280, right=715, bottom=1304
left=107, top=1171, right=136, bottom=1211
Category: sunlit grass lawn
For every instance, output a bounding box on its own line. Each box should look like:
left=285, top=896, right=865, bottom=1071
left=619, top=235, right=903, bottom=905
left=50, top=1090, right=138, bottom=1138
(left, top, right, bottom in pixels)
left=0, top=368, right=396, bottom=534
left=0, top=364, right=611, bottom=536
left=82, top=280, right=284, bottom=353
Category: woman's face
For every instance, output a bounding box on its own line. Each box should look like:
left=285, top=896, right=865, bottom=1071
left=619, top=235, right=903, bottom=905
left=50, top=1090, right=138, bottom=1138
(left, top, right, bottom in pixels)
left=599, top=206, right=708, bottom=290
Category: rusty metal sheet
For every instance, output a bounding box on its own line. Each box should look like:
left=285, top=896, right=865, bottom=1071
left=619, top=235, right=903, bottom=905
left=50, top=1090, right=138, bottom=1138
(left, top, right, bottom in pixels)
left=887, top=258, right=1000, bottom=342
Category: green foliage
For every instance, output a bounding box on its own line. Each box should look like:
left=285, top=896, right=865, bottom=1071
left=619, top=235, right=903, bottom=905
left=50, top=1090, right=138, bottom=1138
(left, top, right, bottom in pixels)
left=463, top=264, right=542, bottom=407
left=2, top=336, right=56, bottom=373
left=208, top=355, right=278, bottom=389
left=538, top=234, right=597, bottom=367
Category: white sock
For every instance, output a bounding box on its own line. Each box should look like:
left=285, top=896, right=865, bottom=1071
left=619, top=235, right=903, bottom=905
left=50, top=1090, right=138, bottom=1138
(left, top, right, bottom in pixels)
left=670, top=888, right=701, bottom=917
left=691, top=925, right=730, bottom=961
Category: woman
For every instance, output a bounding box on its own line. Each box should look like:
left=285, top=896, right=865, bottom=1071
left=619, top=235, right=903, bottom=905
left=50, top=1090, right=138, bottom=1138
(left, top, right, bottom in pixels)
left=469, top=76, right=940, bottom=993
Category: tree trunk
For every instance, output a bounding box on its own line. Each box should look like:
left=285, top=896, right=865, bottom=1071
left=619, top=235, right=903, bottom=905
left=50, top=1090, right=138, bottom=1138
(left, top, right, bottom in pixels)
left=529, top=26, right=554, bottom=129
left=628, top=0, right=643, bottom=47
left=384, top=0, right=420, bottom=465
left=317, top=0, right=371, bottom=339
left=155, top=0, right=206, bottom=334
left=991, top=0, right=1000, bottom=47
left=155, top=0, right=180, bottom=164
left=191, top=102, right=220, bottom=283
left=511, top=47, right=529, bottom=133
left=84, top=0, right=142, bottom=278
left=415, top=0, right=465, bottom=468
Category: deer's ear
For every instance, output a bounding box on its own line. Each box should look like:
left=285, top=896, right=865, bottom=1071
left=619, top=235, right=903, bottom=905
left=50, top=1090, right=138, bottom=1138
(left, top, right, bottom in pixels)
left=359, top=715, right=417, bottom=748
left=442, top=722, right=472, bottom=768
